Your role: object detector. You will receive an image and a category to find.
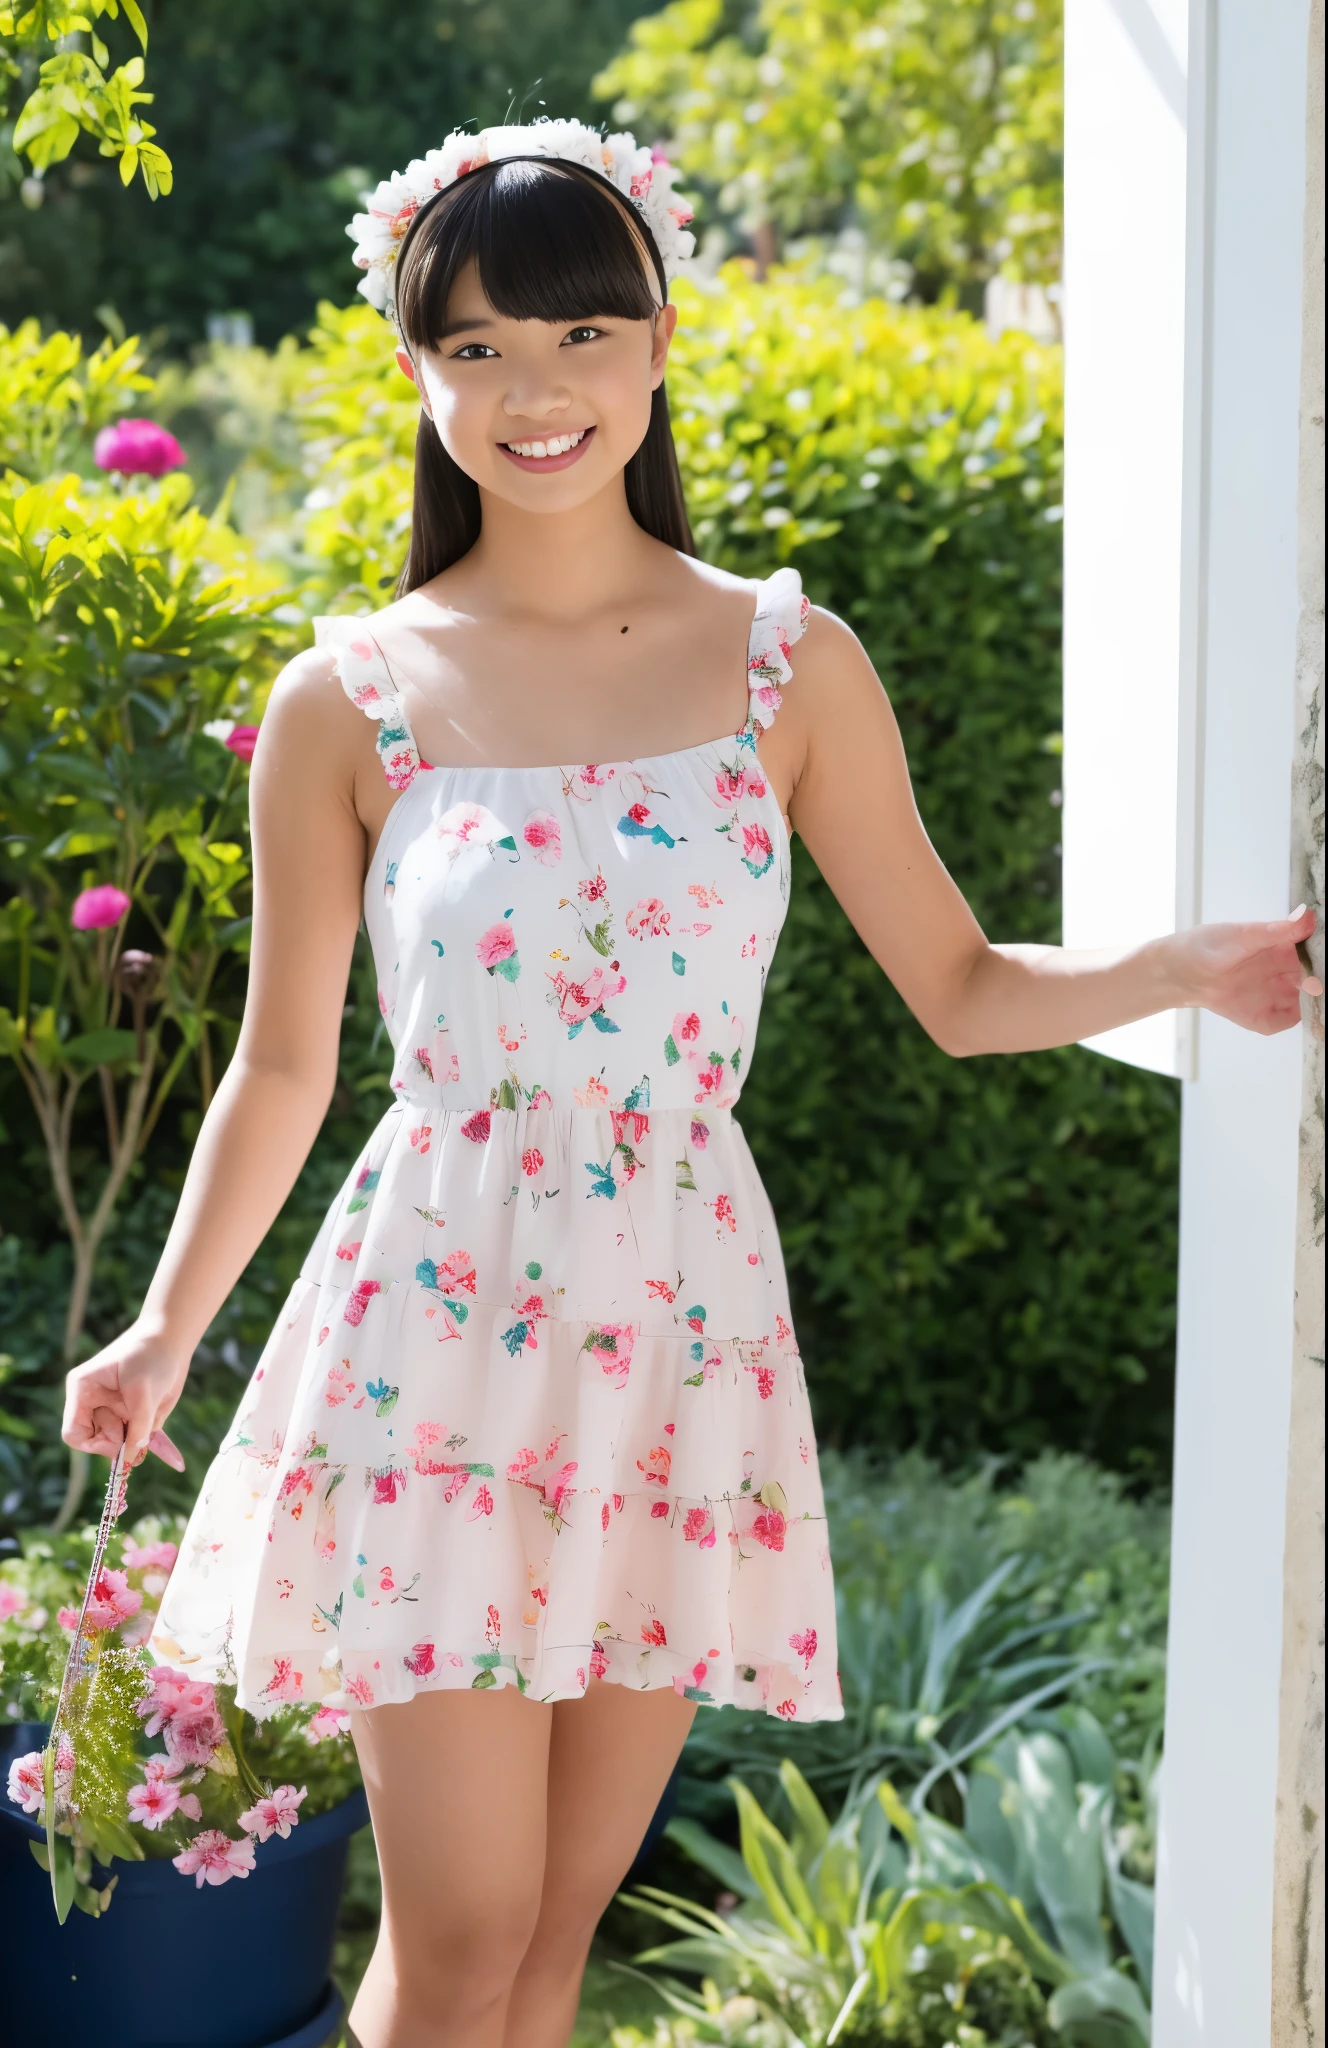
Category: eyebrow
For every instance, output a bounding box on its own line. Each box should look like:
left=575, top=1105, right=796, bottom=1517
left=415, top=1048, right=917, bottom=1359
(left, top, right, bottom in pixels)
left=437, top=315, right=497, bottom=340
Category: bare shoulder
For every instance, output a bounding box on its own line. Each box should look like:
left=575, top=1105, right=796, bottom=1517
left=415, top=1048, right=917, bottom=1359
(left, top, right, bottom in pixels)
left=788, top=605, right=889, bottom=724
left=252, top=643, right=372, bottom=788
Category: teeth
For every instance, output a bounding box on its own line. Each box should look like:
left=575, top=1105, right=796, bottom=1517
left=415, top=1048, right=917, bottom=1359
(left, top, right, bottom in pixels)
left=506, top=429, right=587, bottom=459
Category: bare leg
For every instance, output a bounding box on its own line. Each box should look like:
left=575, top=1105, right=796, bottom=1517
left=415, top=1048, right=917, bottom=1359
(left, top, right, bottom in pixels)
left=348, top=1686, right=552, bottom=2048
left=503, top=1682, right=696, bottom=2047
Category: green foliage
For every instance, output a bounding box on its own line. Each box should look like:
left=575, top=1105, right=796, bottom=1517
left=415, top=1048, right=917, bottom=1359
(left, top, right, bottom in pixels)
left=595, top=0, right=1062, bottom=295
left=0, top=316, right=151, bottom=477
left=0, top=0, right=657, bottom=343
left=621, top=1727, right=1150, bottom=2047
left=2, top=0, right=170, bottom=197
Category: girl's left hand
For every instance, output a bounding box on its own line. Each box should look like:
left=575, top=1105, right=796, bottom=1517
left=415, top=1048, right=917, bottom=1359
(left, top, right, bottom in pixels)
left=1174, top=905, right=1321, bottom=1034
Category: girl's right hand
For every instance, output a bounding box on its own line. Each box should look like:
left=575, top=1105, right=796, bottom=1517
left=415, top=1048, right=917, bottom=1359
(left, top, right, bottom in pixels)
left=62, top=1327, right=190, bottom=1472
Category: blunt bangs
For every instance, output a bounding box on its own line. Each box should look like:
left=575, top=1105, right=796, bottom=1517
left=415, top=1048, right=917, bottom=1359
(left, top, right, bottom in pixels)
left=396, top=158, right=662, bottom=354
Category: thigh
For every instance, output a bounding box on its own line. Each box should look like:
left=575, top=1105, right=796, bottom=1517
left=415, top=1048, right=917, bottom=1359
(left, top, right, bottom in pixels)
left=542, top=1681, right=695, bottom=1916
left=351, top=1685, right=553, bottom=1954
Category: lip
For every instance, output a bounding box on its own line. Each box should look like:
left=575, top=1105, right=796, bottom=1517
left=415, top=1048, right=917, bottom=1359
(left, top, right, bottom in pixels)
left=498, top=425, right=597, bottom=473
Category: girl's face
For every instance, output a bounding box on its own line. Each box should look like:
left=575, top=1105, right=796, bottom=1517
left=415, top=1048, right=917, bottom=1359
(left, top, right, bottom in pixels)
left=397, top=257, right=677, bottom=515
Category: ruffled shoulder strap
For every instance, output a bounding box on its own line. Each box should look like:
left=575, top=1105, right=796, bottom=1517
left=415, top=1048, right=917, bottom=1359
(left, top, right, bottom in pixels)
left=313, top=616, right=422, bottom=793
left=745, top=567, right=811, bottom=732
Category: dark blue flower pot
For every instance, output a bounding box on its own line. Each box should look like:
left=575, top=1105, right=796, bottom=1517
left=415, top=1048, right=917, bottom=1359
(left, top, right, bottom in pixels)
left=1, top=1720, right=367, bottom=2048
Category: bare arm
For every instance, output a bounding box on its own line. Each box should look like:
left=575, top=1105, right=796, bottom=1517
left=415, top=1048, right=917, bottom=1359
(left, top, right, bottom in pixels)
left=62, top=650, right=372, bottom=1467
left=781, top=609, right=1319, bottom=1057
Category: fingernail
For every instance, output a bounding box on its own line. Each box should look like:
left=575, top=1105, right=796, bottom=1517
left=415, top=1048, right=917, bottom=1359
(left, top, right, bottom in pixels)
left=1306, top=979, right=1324, bottom=997
left=1291, top=903, right=1307, bottom=919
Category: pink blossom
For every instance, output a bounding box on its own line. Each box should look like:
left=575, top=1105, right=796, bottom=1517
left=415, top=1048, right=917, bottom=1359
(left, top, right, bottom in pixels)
left=650, top=1500, right=670, bottom=1520
left=789, top=1627, right=818, bottom=1668
left=683, top=1506, right=717, bottom=1549
left=626, top=896, right=670, bottom=939
left=71, top=884, right=131, bottom=931
left=775, top=1698, right=798, bottom=1719
left=461, top=1109, right=492, bottom=1144
left=0, top=1583, right=26, bottom=1621
left=136, top=1665, right=206, bottom=1737
left=93, top=417, right=186, bottom=479
left=641, top=1618, right=667, bottom=1647
left=224, top=725, right=260, bottom=763
left=549, top=964, right=626, bottom=1029
left=345, top=1675, right=375, bottom=1706
left=521, top=1146, right=544, bottom=1178
left=467, top=1482, right=494, bottom=1520
left=404, top=1641, right=436, bottom=1678
left=305, top=1705, right=351, bottom=1743
left=690, top=1119, right=709, bottom=1149
left=523, top=809, right=562, bottom=864
left=128, top=1771, right=191, bottom=1832
left=751, top=1509, right=787, bottom=1553
left=590, top=1641, right=609, bottom=1679
left=83, top=1567, right=143, bottom=1633
left=239, top=1783, right=306, bottom=1842
left=583, top=1322, right=637, bottom=1387
left=163, top=1700, right=226, bottom=1767
left=673, top=1009, right=702, bottom=1043
left=173, top=1829, right=256, bottom=1888
left=344, top=1278, right=381, bottom=1327
left=743, top=822, right=773, bottom=867
left=7, top=1750, right=45, bottom=1815
left=121, top=1539, right=179, bottom=1572
left=476, top=921, right=517, bottom=970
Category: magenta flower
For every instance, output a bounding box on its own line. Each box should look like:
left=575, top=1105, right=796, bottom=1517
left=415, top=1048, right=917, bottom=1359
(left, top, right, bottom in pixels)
left=225, top=725, right=260, bottom=763
left=128, top=1762, right=201, bottom=1832
left=93, top=418, right=186, bottom=479
left=83, top=1567, right=143, bottom=1634
left=173, top=1828, right=256, bottom=1887
left=238, top=1783, right=306, bottom=1842
left=71, top=884, right=131, bottom=931
left=305, top=1705, right=351, bottom=1744
left=0, top=1583, right=26, bottom=1622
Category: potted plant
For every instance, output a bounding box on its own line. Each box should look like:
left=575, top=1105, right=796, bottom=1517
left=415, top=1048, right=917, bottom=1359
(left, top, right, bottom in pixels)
left=1, top=1513, right=369, bottom=2048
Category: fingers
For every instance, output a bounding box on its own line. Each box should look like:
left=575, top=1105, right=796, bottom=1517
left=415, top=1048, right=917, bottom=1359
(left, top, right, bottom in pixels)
left=149, top=1428, right=187, bottom=1473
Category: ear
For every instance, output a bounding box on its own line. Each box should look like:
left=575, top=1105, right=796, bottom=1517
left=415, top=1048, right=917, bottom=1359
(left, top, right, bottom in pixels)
left=650, top=301, right=679, bottom=390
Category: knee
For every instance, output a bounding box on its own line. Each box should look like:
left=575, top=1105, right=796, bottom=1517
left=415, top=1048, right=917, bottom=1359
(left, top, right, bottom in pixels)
left=524, top=1866, right=622, bottom=1970
left=393, top=1886, right=544, bottom=2012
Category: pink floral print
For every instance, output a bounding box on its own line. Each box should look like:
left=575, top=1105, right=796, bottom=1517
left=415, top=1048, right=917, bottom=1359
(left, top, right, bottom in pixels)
left=151, top=572, right=840, bottom=1725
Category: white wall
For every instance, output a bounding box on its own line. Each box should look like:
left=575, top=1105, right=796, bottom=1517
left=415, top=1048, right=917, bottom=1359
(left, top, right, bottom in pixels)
left=1062, top=0, right=1192, bottom=1077
left=1152, top=2, right=1310, bottom=2041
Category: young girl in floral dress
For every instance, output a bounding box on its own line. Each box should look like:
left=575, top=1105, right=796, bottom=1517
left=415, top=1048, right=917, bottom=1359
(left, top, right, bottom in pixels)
left=61, top=121, right=1316, bottom=2048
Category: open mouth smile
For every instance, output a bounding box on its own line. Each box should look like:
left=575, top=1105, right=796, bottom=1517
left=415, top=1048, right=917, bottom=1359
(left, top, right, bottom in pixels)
left=499, top=426, right=596, bottom=472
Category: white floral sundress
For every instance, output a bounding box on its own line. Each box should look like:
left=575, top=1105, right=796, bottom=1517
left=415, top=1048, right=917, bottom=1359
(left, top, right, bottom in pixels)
left=151, top=569, right=843, bottom=1723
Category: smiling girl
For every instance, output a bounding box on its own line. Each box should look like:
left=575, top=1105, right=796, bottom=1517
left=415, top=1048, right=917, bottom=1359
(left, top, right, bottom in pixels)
left=61, top=121, right=1317, bottom=2048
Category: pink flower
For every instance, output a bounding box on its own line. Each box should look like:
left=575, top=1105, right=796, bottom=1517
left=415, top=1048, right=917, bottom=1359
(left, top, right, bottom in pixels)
left=549, top=964, right=627, bottom=1029
left=523, top=809, right=562, bottom=864
left=683, top=1506, right=716, bottom=1549
left=83, top=1567, right=143, bottom=1633
left=306, top=1705, right=351, bottom=1743
left=775, top=1698, right=798, bottom=1719
left=7, top=1750, right=45, bottom=1815
left=404, top=1641, right=436, bottom=1678
left=583, top=1322, right=637, bottom=1387
left=690, top=1119, right=709, bottom=1149
left=476, top=921, right=517, bottom=970
left=258, top=1656, right=304, bottom=1704
left=626, top=897, right=670, bottom=939
left=173, top=1829, right=256, bottom=1887
left=748, top=1364, right=775, bottom=1400
left=467, top=1482, right=494, bottom=1520
left=128, top=1769, right=195, bottom=1832
left=673, top=1009, right=702, bottom=1043
left=521, top=1146, right=544, bottom=1178
left=751, top=1510, right=787, bottom=1553
left=165, top=1700, right=227, bottom=1767
left=121, top=1539, right=178, bottom=1572
left=239, top=1783, right=306, bottom=1843
left=344, top=1278, right=381, bottom=1326
left=650, top=1499, right=670, bottom=1520
left=136, top=1666, right=206, bottom=1737
left=93, top=417, right=186, bottom=478
left=345, top=1674, right=376, bottom=1706
left=224, top=725, right=260, bottom=763
left=627, top=801, right=651, bottom=824
left=71, top=884, right=131, bottom=931
left=57, top=1606, right=80, bottom=1633
left=545, top=1461, right=578, bottom=1516
left=461, top=1109, right=492, bottom=1144
left=789, top=1628, right=818, bottom=1667
left=641, top=1618, right=667, bottom=1647
left=0, top=1583, right=26, bottom=1621
left=590, top=1642, right=609, bottom=1679
left=743, top=822, right=773, bottom=868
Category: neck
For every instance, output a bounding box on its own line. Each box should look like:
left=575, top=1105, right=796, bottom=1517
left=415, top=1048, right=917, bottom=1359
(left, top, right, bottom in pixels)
left=462, top=470, right=661, bottom=621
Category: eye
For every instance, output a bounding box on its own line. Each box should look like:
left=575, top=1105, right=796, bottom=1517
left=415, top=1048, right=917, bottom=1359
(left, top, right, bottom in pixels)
left=450, top=342, right=498, bottom=361
left=561, top=325, right=605, bottom=346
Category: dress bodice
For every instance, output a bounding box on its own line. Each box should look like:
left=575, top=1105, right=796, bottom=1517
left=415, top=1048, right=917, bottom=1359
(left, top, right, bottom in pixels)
left=314, top=569, right=810, bottom=1120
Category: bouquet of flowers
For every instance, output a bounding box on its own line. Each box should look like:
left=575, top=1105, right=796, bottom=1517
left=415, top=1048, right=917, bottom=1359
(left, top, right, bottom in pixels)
left=1, top=1509, right=361, bottom=1920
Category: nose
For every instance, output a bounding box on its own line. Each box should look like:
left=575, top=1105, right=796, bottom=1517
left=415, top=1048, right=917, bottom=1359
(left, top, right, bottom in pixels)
left=501, top=372, right=573, bottom=424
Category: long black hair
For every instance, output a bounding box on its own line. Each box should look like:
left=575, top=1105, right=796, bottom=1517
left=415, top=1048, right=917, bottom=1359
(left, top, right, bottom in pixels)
left=392, top=155, right=695, bottom=593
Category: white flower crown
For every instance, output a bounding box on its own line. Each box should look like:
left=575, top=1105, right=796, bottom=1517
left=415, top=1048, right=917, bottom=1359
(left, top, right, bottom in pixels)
left=347, top=118, right=696, bottom=329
